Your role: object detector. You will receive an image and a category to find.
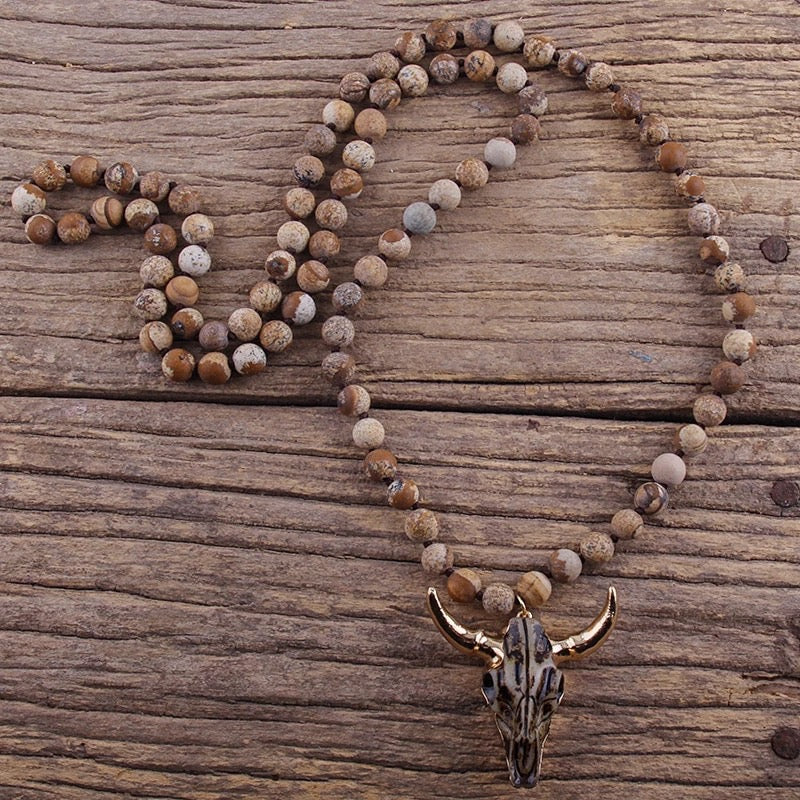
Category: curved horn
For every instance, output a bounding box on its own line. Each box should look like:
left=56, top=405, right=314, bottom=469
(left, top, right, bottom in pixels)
left=551, top=586, right=618, bottom=664
left=426, top=587, right=504, bottom=666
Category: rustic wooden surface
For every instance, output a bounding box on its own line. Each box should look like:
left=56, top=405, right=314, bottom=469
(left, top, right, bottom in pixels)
left=0, top=1, right=799, bottom=798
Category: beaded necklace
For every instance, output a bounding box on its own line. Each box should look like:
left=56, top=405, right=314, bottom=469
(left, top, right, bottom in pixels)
left=11, top=15, right=760, bottom=789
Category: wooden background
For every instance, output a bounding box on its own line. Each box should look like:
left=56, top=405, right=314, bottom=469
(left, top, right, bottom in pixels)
left=0, top=1, right=798, bottom=797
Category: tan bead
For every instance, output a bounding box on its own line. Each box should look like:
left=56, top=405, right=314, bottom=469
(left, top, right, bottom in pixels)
left=259, top=319, right=293, bottom=353
left=548, top=548, right=582, bottom=583
left=283, top=187, right=316, bottom=219
left=674, top=423, right=708, bottom=457
left=11, top=183, right=46, bottom=216
left=198, top=321, right=230, bottom=352
left=484, top=137, right=516, bottom=169
left=723, top=329, right=757, bottom=363
left=249, top=280, right=282, bottom=313
left=496, top=62, right=528, bottom=94
left=24, top=214, right=56, bottom=244
left=447, top=568, right=481, bottom=602
left=342, top=140, right=376, bottom=172
left=322, top=351, right=356, bottom=385
left=687, top=203, right=720, bottom=236
left=293, top=155, right=325, bottom=187
left=397, top=64, right=429, bottom=97
left=56, top=212, right=91, bottom=245
left=693, top=393, right=727, bottom=427
left=610, top=508, right=644, bottom=540
left=364, top=448, right=397, bottom=482
left=639, top=114, right=670, bottom=146
left=297, top=260, right=330, bottom=293
left=517, top=84, right=548, bottom=116
left=165, top=275, right=199, bottom=308
left=330, top=168, right=363, bottom=199
left=181, top=213, right=214, bottom=246
left=338, top=71, right=370, bottom=103
left=168, top=185, right=202, bottom=216
left=138, top=256, right=173, bottom=288
left=714, top=262, right=745, bottom=293
left=463, top=18, right=493, bottom=49
left=558, top=49, right=588, bottom=76
left=138, top=170, right=171, bottom=202
left=308, top=230, right=341, bottom=261
left=338, top=384, right=371, bottom=416
left=675, top=171, right=706, bottom=200
left=124, top=198, right=159, bottom=232
left=424, top=18, right=457, bottom=51
left=482, top=583, right=516, bottom=616
left=304, top=124, right=337, bottom=156
left=428, top=179, right=461, bottom=211
left=161, top=348, right=195, bottom=382
left=232, top=343, right=267, bottom=375
left=611, top=87, right=642, bottom=120
left=387, top=477, right=420, bottom=510
left=394, top=31, right=426, bottom=63
left=104, top=161, right=138, bottom=194
left=90, top=196, right=124, bottom=230
left=428, top=53, right=460, bottom=84
left=510, top=114, right=541, bottom=145
left=651, top=452, right=687, bottom=487
left=265, top=249, right=297, bottom=281
left=405, top=508, right=439, bottom=542
left=352, top=417, right=385, bottom=449
left=32, top=159, right=67, bottom=191
left=493, top=20, right=525, bottom=52
left=354, top=255, right=389, bottom=288
left=70, top=155, right=103, bottom=188
left=455, top=158, right=489, bottom=191
left=516, top=571, right=552, bottom=608
left=133, top=288, right=168, bottom=321
left=321, top=315, right=355, bottom=348
left=276, top=220, right=309, bottom=254
left=633, top=482, right=669, bottom=515
left=228, top=307, right=263, bottom=342
left=523, top=35, right=556, bottom=68
left=584, top=61, right=614, bottom=92
left=315, top=198, right=348, bottom=230
left=281, top=291, right=316, bottom=326
left=354, top=108, right=388, bottom=140
left=138, top=321, right=173, bottom=354
left=170, top=307, right=204, bottom=340
left=721, top=292, right=756, bottom=323
left=580, top=532, right=615, bottom=564
left=700, top=235, right=730, bottom=265
left=710, top=360, right=746, bottom=395
left=656, top=141, right=688, bottom=172
left=143, top=223, right=178, bottom=255
left=463, top=50, right=496, bottom=82
left=322, top=99, right=355, bottom=132
left=332, top=282, right=364, bottom=315
left=378, top=228, right=411, bottom=261
left=421, top=542, right=453, bottom=575
left=369, top=78, right=402, bottom=111
left=197, top=351, right=231, bottom=385
left=365, top=51, right=401, bottom=80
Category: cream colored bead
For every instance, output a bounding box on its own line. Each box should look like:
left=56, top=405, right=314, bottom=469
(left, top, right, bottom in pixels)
left=353, top=255, right=388, bottom=288
left=651, top=452, right=686, bottom=487
left=482, top=582, right=517, bottom=615
left=722, top=329, right=757, bottom=362
left=397, top=64, right=429, bottom=97
left=342, top=140, right=376, bottom=172
left=352, top=418, right=385, bottom=449
left=405, top=508, right=439, bottom=542
left=496, top=62, right=528, bottom=94
left=421, top=542, right=453, bottom=574
left=428, top=179, right=461, bottom=211
left=228, top=307, right=263, bottom=342
left=674, top=423, right=708, bottom=457
left=515, top=571, right=552, bottom=607
left=178, top=245, right=212, bottom=277
left=580, top=532, right=615, bottom=564
left=181, top=213, right=214, bottom=245
left=713, top=262, right=745, bottom=293
left=276, top=220, right=310, bottom=254
left=11, top=183, right=46, bottom=216
left=610, top=509, right=644, bottom=540
left=483, top=137, right=516, bottom=169
left=378, top=229, right=412, bottom=261
left=322, top=99, right=355, bottom=132
left=523, top=35, right=556, bottom=67
left=232, top=342, right=267, bottom=375
left=693, top=393, right=727, bottom=427
left=584, top=61, right=614, bottom=91
left=548, top=548, right=582, bottom=583
left=493, top=20, right=525, bottom=52
left=249, top=281, right=282, bottom=313
left=132, top=288, right=168, bottom=321
left=139, top=255, right=174, bottom=288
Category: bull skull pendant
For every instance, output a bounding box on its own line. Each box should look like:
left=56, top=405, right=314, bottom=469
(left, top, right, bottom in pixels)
left=426, top=586, right=617, bottom=789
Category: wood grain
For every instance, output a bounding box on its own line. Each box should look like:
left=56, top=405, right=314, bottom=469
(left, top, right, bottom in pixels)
left=0, top=0, right=798, bottom=798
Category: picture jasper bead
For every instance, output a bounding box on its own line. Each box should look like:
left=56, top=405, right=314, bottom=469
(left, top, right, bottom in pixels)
left=138, top=321, right=173, bottom=354
left=421, top=542, right=453, bottom=575
left=293, top=155, right=325, bottom=188
left=161, top=348, right=195, bottom=382
left=70, top=156, right=102, bottom=188
left=464, top=50, right=496, bottom=82
left=198, top=320, right=230, bottom=352
left=700, top=235, right=730, bottom=265
left=484, top=137, right=516, bottom=169
left=321, top=351, right=356, bottom=385
left=482, top=583, right=517, bottom=616
left=510, top=114, right=541, bottom=145
left=182, top=213, right=214, bottom=246
left=714, top=262, right=745, bottom=293
left=284, top=187, right=316, bottom=219
left=265, top=249, right=296, bottom=281
left=428, top=53, right=460, bottom=84
left=139, top=255, right=174, bottom=288
left=611, top=87, right=643, bottom=120
left=378, top=228, right=411, bottom=261
left=178, top=245, right=212, bottom=277
left=91, top=196, right=124, bottom=229
left=232, top=342, right=267, bottom=375
left=447, top=568, right=481, bottom=603
left=455, top=158, right=489, bottom=191
left=228, top=307, right=263, bottom=342
left=281, top=291, right=316, bottom=326
left=352, top=417, right=385, bottom=449
left=651, top=452, right=687, bottom=487
left=321, top=315, right=355, bottom=348
left=402, top=202, right=437, bottom=235
left=315, top=198, right=348, bottom=230
left=297, top=260, right=330, bottom=293
left=496, top=62, right=528, bottom=94
left=584, top=61, right=614, bottom=92
left=330, top=168, right=363, bottom=199
left=249, top=281, right=282, bottom=313
left=656, top=141, right=688, bottom=172
left=133, top=288, right=168, bottom=321
left=405, top=508, right=439, bottom=542
left=11, top=183, right=47, bottom=216
left=394, top=31, right=426, bottom=63
left=144, top=223, right=178, bottom=255
left=165, top=275, right=200, bottom=308
left=721, top=292, right=756, bottom=323
left=364, top=448, right=397, bottom=482
left=304, top=124, right=337, bottom=156
left=517, top=84, right=548, bottom=116
left=523, top=35, right=556, bottom=67
left=24, top=213, right=56, bottom=244
left=722, top=329, right=757, bottom=362
left=610, top=508, right=644, bottom=540
left=580, top=533, right=615, bottom=564
left=493, top=20, right=525, bottom=52
left=56, top=212, right=91, bottom=244
left=675, top=171, right=706, bottom=200
left=322, top=99, right=355, bottom=132
left=424, top=18, right=457, bottom=51
left=168, top=185, right=202, bottom=216
left=369, top=78, right=402, bottom=111
left=710, top=360, right=746, bottom=394
left=138, top=170, right=171, bottom=202
left=332, top=282, right=364, bottom=315
left=634, top=481, right=669, bottom=515
left=687, top=203, right=720, bottom=236
left=308, top=230, right=341, bottom=261
left=387, top=476, right=420, bottom=509
left=104, top=161, right=138, bottom=194
left=558, top=49, right=588, bottom=76
left=639, top=114, right=670, bottom=146
left=354, top=108, right=388, bottom=140
left=397, top=64, right=429, bottom=97
left=353, top=255, right=388, bottom=288
left=674, top=423, right=708, bottom=457
left=548, top=548, right=582, bottom=583
left=463, top=17, right=493, bottom=49
left=197, top=351, right=231, bottom=385
left=259, top=319, right=293, bottom=353
left=124, top=198, right=159, bottom=232
left=171, top=308, right=204, bottom=340
left=338, top=384, right=371, bottom=417
left=339, top=71, right=370, bottom=103
left=693, top=393, right=727, bottom=427
left=365, top=51, right=400, bottom=80
left=32, top=159, right=67, bottom=191
left=276, top=220, right=309, bottom=254
left=516, top=571, right=552, bottom=608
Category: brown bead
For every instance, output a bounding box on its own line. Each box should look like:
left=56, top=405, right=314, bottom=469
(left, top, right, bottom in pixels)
left=197, top=351, right=231, bottom=385
left=446, top=568, right=481, bottom=602
left=517, top=84, right=548, bottom=117
left=24, top=214, right=56, bottom=244
left=424, top=18, right=457, bottom=51
left=259, top=319, right=293, bottom=353
left=330, top=168, right=363, bottom=200
left=482, top=583, right=516, bottom=616
left=228, top=308, right=263, bottom=342
left=611, top=87, right=642, bottom=120
left=369, top=78, right=402, bottom=111
left=232, top=343, right=267, bottom=375
left=693, top=393, right=727, bottom=427
left=580, top=532, right=615, bottom=564
left=161, top=348, right=195, bottom=382
left=699, top=235, right=730, bottom=266
left=510, top=114, right=541, bottom=145
left=338, top=384, right=370, bottom=416
left=428, top=52, right=460, bottom=84
left=721, top=292, right=756, bottom=323
left=32, top=159, right=67, bottom=191
left=143, top=223, right=178, bottom=255
left=314, top=198, right=348, bottom=230
left=198, top=321, right=230, bottom=352
left=249, top=280, right=282, bottom=313
left=365, top=52, right=400, bottom=80
left=296, top=260, right=330, bottom=293
left=548, top=548, right=583, bottom=584
left=656, top=141, right=688, bottom=172
left=405, top=508, right=439, bottom=542
left=633, top=482, right=669, bottom=515
left=339, top=71, right=370, bottom=102
left=182, top=213, right=214, bottom=246
left=639, top=114, right=670, bottom=146
left=610, top=508, right=644, bottom=540
left=321, top=351, right=356, bottom=385
left=139, top=321, right=173, bottom=354
left=265, top=249, right=296, bottom=281
left=56, top=212, right=91, bottom=245
left=132, top=288, right=168, bottom=321
left=104, top=161, right=138, bottom=194
left=675, top=171, right=706, bottom=199
left=354, top=109, right=388, bottom=141
left=91, top=196, right=124, bottom=229
left=304, top=124, right=337, bottom=156
left=332, top=282, right=364, bottom=315
left=165, top=275, right=199, bottom=308
left=124, top=198, right=160, bottom=232
left=760, top=235, right=790, bottom=264
left=364, top=448, right=398, bottom=482
left=455, top=158, right=489, bottom=191
left=293, top=155, right=325, bottom=188
left=70, top=155, right=103, bottom=187
left=394, top=31, right=426, bottom=63
left=463, top=18, right=493, bottom=48
left=138, top=171, right=171, bottom=202
left=710, top=360, right=746, bottom=394
left=353, top=255, right=388, bottom=288
left=281, top=291, right=316, bottom=326
left=387, top=477, right=420, bottom=509
left=557, top=49, right=588, bottom=76
left=283, top=187, right=316, bottom=219
left=463, top=50, right=496, bottom=82
left=321, top=315, right=355, bottom=348
left=170, top=307, right=204, bottom=339
left=168, top=185, right=202, bottom=216
left=516, top=571, right=552, bottom=608
left=308, top=230, right=341, bottom=261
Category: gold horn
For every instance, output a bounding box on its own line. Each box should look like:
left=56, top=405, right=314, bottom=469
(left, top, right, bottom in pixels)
left=426, top=587, right=504, bottom=666
left=551, top=586, right=618, bottom=664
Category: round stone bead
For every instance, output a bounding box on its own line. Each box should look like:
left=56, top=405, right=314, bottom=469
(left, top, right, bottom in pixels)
left=523, top=35, right=556, bottom=67
left=178, top=245, right=212, bottom=277
left=639, top=114, right=670, bottom=146
left=104, top=161, right=138, bottom=194
left=464, top=50, right=496, bottom=81
left=70, top=155, right=103, bottom=188
left=429, top=53, right=460, bottom=84
left=281, top=291, right=316, bottom=325
left=714, top=262, right=745, bottom=293
left=161, top=348, right=195, bottom=381
left=169, top=310, right=207, bottom=343
left=322, top=351, right=356, bottom=385
left=91, top=196, right=124, bottom=230
left=584, top=61, right=614, bottom=92
left=338, top=384, right=370, bottom=416
left=144, top=223, right=178, bottom=255
left=32, top=159, right=67, bottom=191
left=463, top=18, right=493, bottom=49
left=265, top=249, right=296, bottom=281
left=675, top=171, right=706, bottom=200
left=424, top=18, right=457, bottom=51
left=11, top=183, right=47, bottom=216
left=198, top=321, right=230, bottom=352
left=611, top=87, right=643, bottom=120
left=369, top=78, right=402, bottom=111
left=364, top=448, right=398, bottom=482
left=354, top=255, right=389, bottom=288
left=339, top=71, right=370, bottom=103
left=421, top=542, right=453, bottom=575
left=402, top=202, right=437, bottom=234
left=304, top=124, right=337, bottom=156
left=168, top=185, right=202, bottom=216
left=428, top=178, right=461, bottom=211
left=510, top=114, right=541, bottom=145
left=284, top=187, right=316, bottom=219
left=232, top=342, right=267, bottom=375
left=580, top=532, right=615, bottom=564
left=394, top=31, right=426, bottom=63
left=710, top=360, right=746, bottom=394
left=387, top=477, right=420, bottom=509
left=297, top=260, right=330, bottom=293
left=484, top=137, right=516, bottom=169
left=197, top=352, right=231, bottom=385
left=249, top=280, right=282, bottom=313
left=656, top=141, right=688, bottom=172
left=322, top=99, right=355, bottom=132
left=634, top=482, right=669, bottom=515
left=558, top=49, right=588, bottom=76
left=366, top=51, right=401, bottom=80
left=56, top=212, right=91, bottom=244
left=259, top=319, right=293, bottom=353
left=138, top=170, right=171, bottom=202
left=140, top=255, right=174, bottom=288
left=165, top=275, right=199, bottom=308
left=330, top=168, right=364, bottom=200
left=139, top=321, right=173, bottom=354
left=651, top=452, right=687, bottom=487
left=493, top=20, right=525, bottom=52
left=723, top=329, right=757, bottom=362
left=516, top=571, right=552, bottom=608
left=24, top=214, right=56, bottom=244
left=674, top=423, right=708, bottom=457
left=378, top=228, right=412, bottom=261
left=332, top=282, right=364, bottom=315
left=687, top=203, right=721, bottom=236
left=308, top=230, right=341, bottom=261
left=721, top=292, right=756, bottom=323
left=517, top=84, right=548, bottom=116
left=276, top=220, right=309, bottom=254
left=455, top=158, right=489, bottom=191
left=405, top=508, right=439, bottom=542
left=611, top=509, right=644, bottom=540
left=496, top=62, right=528, bottom=94
left=482, top=583, right=516, bottom=616
left=228, top=308, right=263, bottom=342
left=548, top=548, right=582, bottom=583
left=354, top=109, right=388, bottom=140
left=341, top=140, right=376, bottom=172
left=124, top=198, right=159, bottom=232
left=700, top=235, right=731, bottom=266
left=352, top=418, right=385, bottom=449
left=693, top=393, right=727, bottom=427
left=321, top=315, right=355, bottom=348
left=293, top=155, right=325, bottom=188
left=181, top=213, right=214, bottom=246
left=397, top=64, right=429, bottom=97
left=447, top=568, right=481, bottom=603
